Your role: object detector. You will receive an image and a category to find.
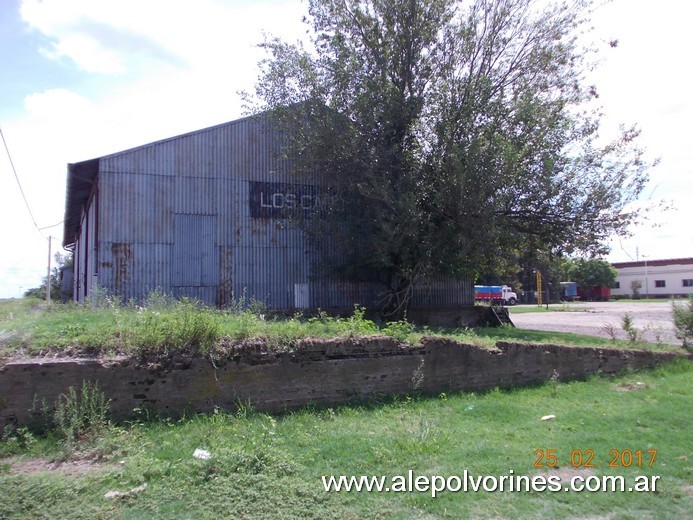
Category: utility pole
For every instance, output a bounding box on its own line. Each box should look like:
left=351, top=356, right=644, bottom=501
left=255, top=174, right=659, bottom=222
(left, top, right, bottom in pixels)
left=643, top=255, right=649, bottom=300
left=46, top=236, right=51, bottom=303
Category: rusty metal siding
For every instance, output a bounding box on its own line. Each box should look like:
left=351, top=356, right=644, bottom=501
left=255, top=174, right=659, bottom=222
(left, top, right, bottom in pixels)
left=92, top=116, right=299, bottom=306
left=309, top=281, right=382, bottom=310
left=74, top=210, right=86, bottom=302
left=171, top=287, right=218, bottom=303
left=410, top=278, right=474, bottom=307
left=307, top=277, right=474, bottom=310
left=83, top=115, right=474, bottom=308
left=85, top=196, right=98, bottom=298
left=74, top=212, right=83, bottom=301
left=175, top=176, right=218, bottom=214
left=216, top=178, right=235, bottom=248
left=172, top=214, right=218, bottom=288
left=98, top=171, right=174, bottom=244
left=224, top=119, right=310, bottom=309
left=72, top=192, right=98, bottom=303
left=100, top=144, right=175, bottom=177
left=96, top=242, right=169, bottom=301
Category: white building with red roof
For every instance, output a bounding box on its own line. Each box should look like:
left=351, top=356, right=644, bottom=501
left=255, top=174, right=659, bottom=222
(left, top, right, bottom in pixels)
left=611, top=257, right=693, bottom=298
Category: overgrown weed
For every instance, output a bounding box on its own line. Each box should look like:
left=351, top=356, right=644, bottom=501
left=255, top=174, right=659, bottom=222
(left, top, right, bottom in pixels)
left=672, top=296, right=693, bottom=350
left=54, top=380, right=111, bottom=454
left=621, top=312, right=641, bottom=343
left=0, top=292, right=685, bottom=365
left=0, top=425, right=36, bottom=457
left=341, top=304, right=378, bottom=337
left=130, top=298, right=220, bottom=360
left=381, top=314, right=416, bottom=342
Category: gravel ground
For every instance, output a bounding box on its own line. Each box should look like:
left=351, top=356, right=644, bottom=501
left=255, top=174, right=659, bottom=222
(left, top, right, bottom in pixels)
left=509, top=301, right=682, bottom=345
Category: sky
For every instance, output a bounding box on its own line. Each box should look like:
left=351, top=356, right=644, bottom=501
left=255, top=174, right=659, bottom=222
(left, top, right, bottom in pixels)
left=0, top=0, right=691, bottom=298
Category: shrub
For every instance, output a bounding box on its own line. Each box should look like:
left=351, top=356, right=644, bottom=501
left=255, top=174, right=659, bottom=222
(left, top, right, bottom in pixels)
left=621, top=313, right=640, bottom=343
left=630, top=280, right=642, bottom=299
left=382, top=316, right=416, bottom=342
left=600, top=322, right=618, bottom=343
left=340, top=305, right=378, bottom=337
left=672, top=296, right=693, bottom=350
left=0, top=426, right=36, bottom=456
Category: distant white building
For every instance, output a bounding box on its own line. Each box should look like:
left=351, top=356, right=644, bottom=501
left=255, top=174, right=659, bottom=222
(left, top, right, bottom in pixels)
left=611, top=257, right=693, bottom=298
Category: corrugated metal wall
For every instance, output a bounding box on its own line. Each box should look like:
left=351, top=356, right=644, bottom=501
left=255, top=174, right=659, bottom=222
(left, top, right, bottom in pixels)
left=73, top=193, right=99, bottom=302
left=72, top=115, right=473, bottom=309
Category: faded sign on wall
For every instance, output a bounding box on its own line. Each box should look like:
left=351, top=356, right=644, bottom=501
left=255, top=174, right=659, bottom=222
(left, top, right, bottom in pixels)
left=249, top=181, right=318, bottom=219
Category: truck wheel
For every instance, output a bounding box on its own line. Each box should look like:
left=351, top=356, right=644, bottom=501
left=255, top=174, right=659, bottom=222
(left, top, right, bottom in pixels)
left=507, top=297, right=517, bottom=306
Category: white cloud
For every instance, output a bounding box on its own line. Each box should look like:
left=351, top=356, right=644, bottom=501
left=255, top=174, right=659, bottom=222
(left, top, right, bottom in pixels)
left=20, top=0, right=307, bottom=75
left=40, top=33, right=127, bottom=74
left=12, top=0, right=310, bottom=156
left=2, top=1, right=309, bottom=297
left=0, top=88, right=100, bottom=297
left=586, top=0, right=693, bottom=262
left=22, top=0, right=129, bottom=73
left=24, top=88, right=96, bottom=120
left=2, top=0, right=691, bottom=298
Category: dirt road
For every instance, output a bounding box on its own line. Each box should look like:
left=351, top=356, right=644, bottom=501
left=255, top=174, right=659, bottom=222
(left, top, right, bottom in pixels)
left=509, top=301, right=681, bottom=345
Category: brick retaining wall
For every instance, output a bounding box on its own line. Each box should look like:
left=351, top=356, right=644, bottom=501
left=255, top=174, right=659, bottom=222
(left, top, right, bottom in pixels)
left=0, top=336, right=684, bottom=429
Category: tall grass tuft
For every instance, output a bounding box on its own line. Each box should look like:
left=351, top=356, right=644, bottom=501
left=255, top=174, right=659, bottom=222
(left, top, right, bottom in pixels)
left=131, top=297, right=221, bottom=361
left=54, top=380, right=110, bottom=450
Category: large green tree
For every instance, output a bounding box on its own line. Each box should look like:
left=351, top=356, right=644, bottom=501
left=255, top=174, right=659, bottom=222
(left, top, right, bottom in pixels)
left=562, top=257, right=617, bottom=289
left=250, top=0, right=651, bottom=314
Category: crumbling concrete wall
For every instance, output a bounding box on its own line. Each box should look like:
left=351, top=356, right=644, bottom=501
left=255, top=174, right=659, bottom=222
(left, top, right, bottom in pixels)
left=0, top=336, right=684, bottom=429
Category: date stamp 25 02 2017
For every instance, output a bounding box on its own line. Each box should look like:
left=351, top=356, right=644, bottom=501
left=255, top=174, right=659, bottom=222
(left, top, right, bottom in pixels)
left=533, top=449, right=657, bottom=469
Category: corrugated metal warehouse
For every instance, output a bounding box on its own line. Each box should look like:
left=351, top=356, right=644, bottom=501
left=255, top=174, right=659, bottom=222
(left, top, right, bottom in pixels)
left=63, top=114, right=474, bottom=310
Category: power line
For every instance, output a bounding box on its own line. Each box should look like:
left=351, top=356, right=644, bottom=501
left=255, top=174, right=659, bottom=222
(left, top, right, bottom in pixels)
left=617, top=236, right=635, bottom=261
left=0, top=127, right=63, bottom=302
left=39, top=220, right=64, bottom=231
left=1, top=126, right=42, bottom=235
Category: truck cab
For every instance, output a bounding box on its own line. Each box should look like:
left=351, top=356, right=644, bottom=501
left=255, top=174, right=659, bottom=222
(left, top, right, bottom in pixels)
left=474, top=285, right=518, bottom=306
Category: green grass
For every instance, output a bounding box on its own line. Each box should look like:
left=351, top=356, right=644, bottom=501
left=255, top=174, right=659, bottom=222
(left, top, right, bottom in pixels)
left=505, top=304, right=561, bottom=314
left=474, top=326, right=625, bottom=347
left=509, top=302, right=616, bottom=314
left=615, top=298, right=683, bottom=303
left=1, top=360, right=690, bottom=519
left=0, top=297, right=681, bottom=364
left=0, top=297, right=386, bottom=361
